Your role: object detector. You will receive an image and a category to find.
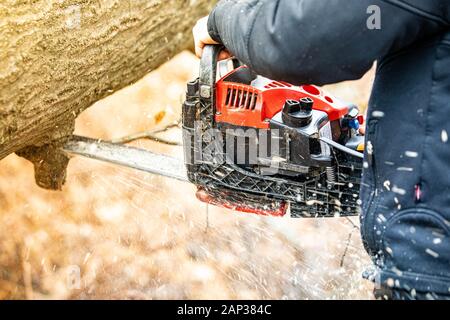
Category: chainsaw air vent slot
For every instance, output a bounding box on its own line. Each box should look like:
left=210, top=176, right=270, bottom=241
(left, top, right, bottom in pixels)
left=225, top=86, right=258, bottom=110
left=264, top=81, right=293, bottom=89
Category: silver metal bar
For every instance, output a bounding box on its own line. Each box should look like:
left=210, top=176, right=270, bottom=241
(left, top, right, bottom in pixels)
left=63, top=135, right=188, bottom=182
left=319, top=137, right=364, bottom=159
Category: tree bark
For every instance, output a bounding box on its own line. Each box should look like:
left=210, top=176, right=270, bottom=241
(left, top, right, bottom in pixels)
left=0, top=0, right=215, bottom=189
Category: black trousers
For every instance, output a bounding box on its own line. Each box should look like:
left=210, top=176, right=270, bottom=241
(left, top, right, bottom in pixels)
left=360, top=32, right=450, bottom=299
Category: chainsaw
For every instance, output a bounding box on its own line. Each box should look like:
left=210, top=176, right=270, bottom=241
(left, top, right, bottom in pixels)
left=65, top=45, right=365, bottom=218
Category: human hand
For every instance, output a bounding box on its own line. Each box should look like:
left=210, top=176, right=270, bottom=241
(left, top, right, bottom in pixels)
left=193, top=16, right=231, bottom=60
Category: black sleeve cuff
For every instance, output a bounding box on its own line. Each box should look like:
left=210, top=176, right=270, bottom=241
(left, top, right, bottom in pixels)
left=207, top=8, right=222, bottom=44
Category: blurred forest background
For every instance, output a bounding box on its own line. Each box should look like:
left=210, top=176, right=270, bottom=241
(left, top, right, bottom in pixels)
left=0, top=51, right=375, bottom=300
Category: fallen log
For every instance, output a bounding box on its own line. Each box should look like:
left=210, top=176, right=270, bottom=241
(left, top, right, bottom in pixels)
left=0, top=0, right=215, bottom=189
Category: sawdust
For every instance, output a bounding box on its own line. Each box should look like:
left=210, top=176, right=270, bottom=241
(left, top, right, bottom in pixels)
left=0, top=52, right=375, bottom=300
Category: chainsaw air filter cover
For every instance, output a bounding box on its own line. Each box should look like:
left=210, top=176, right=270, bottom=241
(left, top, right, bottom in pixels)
left=182, top=46, right=364, bottom=218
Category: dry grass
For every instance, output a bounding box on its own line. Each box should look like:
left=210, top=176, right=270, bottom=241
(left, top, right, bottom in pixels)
left=0, top=52, right=375, bottom=300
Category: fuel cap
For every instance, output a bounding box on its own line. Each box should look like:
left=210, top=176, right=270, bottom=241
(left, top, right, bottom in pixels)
left=282, top=98, right=313, bottom=127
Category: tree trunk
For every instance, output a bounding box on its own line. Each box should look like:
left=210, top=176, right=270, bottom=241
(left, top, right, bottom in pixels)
left=0, top=0, right=215, bottom=189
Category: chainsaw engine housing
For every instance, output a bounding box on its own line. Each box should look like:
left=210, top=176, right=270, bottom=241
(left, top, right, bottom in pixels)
left=182, top=46, right=364, bottom=218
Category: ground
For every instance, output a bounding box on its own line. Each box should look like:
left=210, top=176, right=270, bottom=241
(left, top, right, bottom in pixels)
left=0, top=52, right=375, bottom=300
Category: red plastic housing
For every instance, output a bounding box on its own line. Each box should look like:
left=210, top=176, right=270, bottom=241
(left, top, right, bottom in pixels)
left=215, top=66, right=350, bottom=129
left=196, top=188, right=287, bottom=217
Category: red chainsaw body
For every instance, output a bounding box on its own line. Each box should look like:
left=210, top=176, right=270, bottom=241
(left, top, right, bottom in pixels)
left=215, top=66, right=350, bottom=129
left=183, top=53, right=364, bottom=218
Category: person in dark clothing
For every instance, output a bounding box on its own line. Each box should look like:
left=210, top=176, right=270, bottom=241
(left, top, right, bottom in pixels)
left=193, top=0, right=450, bottom=300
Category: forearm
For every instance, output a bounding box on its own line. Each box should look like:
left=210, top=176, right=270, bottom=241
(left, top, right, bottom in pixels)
left=208, top=0, right=445, bottom=85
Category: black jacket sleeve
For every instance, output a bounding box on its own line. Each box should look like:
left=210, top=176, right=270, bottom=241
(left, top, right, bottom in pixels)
left=207, top=0, right=448, bottom=85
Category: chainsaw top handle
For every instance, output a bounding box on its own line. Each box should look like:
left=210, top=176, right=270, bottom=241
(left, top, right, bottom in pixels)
left=199, top=45, right=242, bottom=113
left=199, top=45, right=224, bottom=113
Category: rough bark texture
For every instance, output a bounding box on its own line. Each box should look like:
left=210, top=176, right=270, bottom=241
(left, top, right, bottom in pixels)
left=0, top=0, right=215, bottom=189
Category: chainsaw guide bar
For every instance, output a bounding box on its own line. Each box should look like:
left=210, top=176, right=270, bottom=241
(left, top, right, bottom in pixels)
left=64, top=135, right=188, bottom=182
